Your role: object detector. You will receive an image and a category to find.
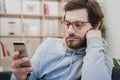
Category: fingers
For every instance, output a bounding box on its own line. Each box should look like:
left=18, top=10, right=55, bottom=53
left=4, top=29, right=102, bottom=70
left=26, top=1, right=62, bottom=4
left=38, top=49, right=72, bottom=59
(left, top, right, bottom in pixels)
left=11, top=51, right=32, bottom=80
left=11, top=67, right=33, bottom=80
left=86, top=28, right=93, bottom=33
left=86, top=29, right=101, bottom=39
left=12, top=51, right=20, bottom=60
left=11, top=57, right=29, bottom=68
left=11, top=67, right=33, bottom=74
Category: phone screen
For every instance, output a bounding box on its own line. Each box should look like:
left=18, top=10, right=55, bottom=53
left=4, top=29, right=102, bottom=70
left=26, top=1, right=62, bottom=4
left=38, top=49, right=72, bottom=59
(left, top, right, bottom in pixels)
left=14, top=42, right=27, bottom=58
left=13, top=41, right=31, bottom=67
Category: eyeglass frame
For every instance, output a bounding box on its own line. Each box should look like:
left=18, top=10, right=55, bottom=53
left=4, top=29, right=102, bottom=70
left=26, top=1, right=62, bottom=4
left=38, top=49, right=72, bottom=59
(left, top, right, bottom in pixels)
left=61, top=20, right=90, bottom=31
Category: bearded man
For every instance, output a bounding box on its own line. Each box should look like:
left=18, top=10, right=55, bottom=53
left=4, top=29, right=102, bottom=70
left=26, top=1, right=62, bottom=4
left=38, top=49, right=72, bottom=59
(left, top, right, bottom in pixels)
left=11, top=0, right=113, bottom=80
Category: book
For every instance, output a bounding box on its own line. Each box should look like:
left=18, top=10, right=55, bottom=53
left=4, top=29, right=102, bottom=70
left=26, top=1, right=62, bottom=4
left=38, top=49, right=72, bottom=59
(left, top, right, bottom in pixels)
left=44, top=1, right=59, bottom=16
left=3, top=43, right=10, bottom=57
left=0, top=42, right=10, bottom=57
left=0, top=42, right=5, bottom=57
left=0, top=42, right=4, bottom=57
left=44, top=3, right=49, bottom=15
left=3, top=0, right=21, bottom=13
left=2, top=0, right=6, bottom=13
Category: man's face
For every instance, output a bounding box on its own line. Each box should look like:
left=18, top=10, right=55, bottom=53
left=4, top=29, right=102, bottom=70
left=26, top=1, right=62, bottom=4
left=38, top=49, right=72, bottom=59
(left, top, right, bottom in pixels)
left=64, top=9, right=92, bottom=49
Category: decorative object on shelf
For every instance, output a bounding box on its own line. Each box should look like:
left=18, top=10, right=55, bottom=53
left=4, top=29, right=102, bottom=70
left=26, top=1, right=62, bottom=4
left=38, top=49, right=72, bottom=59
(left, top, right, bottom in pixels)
left=23, top=0, right=40, bottom=15
left=23, top=22, right=29, bottom=35
left=26, top=4, right=37, bottom=14
left=30, top=25, right=39, bottom=36
left=8, top=21, right=15, bottom=35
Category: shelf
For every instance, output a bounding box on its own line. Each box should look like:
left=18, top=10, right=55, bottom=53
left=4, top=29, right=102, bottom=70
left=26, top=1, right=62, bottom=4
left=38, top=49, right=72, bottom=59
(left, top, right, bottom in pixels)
left=44, top=35, right=63, bottom=38
left=44, top=15, right=62, bottom=19
left=44, top=0, right=62, bottom=2
left=0, top=13, right=63, bottom=19
left=23, top=15, right=63, bottom=19
left=22, top=35, right=43, bottom=38
left=23, top=14, right=42, bottom=19
left=64, top=0, right=69, bottom=2
left=21, top=35, right=63, bottom=38
left=0, top=35, right=63, bottom=38
left=0, top=13, right=21, bottom=18
left=0, top=35, right=43, bottom=38
left=0, top=35, right=22, bottom=38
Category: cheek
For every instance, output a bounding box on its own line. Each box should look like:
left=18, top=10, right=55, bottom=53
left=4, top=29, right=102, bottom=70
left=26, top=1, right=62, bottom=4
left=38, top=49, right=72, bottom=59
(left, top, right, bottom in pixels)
left=77, top=27, right=91, bottom=37
left=76, top=29, right=86, bottom=38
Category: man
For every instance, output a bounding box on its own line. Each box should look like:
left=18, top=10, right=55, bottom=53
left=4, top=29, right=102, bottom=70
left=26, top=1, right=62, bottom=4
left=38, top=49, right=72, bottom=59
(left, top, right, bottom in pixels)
left=11, top=0, right=113, bottom=80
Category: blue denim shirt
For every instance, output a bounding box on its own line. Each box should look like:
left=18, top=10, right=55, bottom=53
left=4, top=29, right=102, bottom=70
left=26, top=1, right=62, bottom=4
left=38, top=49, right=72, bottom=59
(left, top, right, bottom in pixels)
left=11, top=37, right=113, bottom=80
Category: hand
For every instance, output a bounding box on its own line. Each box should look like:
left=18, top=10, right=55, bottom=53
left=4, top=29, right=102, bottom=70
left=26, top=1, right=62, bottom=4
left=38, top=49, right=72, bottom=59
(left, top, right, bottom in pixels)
left=86, top=29, right=102, bottom=39
left=11, top=51, right=33, bottom=80
left=86, top=22, right=102, bottom=39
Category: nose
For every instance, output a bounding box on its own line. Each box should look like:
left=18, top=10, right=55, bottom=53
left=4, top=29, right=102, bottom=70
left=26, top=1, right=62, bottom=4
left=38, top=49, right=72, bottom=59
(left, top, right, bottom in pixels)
left=67, top=25, right=75, bottom=33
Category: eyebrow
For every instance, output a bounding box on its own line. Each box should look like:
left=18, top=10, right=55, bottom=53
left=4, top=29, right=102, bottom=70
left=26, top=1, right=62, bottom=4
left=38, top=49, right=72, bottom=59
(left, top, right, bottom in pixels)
left=64, top=20, right=89, bottom=23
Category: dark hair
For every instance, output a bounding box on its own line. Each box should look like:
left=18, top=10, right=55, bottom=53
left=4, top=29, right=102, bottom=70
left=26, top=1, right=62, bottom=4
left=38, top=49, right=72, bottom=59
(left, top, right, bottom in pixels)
left=64, top=0, right=104, bottom=29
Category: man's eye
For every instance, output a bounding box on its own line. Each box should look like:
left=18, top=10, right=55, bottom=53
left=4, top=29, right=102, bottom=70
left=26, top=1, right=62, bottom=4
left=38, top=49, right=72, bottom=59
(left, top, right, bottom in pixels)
left=74, top=23, right=81, bottom=28
left=65, top=22, right=70, bottom=26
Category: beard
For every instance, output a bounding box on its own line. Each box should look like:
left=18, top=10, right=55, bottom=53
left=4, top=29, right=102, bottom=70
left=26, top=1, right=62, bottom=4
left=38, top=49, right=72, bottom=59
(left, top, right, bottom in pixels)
left=65, top=33, right=86, bottom=49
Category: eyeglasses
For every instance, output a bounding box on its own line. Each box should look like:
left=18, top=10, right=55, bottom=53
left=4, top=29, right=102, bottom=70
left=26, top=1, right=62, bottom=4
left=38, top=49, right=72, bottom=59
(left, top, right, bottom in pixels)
left=61, top=20, right=90, bottom=31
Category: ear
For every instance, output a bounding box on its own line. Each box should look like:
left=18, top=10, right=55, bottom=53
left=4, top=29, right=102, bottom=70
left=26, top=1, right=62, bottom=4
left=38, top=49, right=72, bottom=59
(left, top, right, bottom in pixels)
left=95, top=21, right=102, bottom=30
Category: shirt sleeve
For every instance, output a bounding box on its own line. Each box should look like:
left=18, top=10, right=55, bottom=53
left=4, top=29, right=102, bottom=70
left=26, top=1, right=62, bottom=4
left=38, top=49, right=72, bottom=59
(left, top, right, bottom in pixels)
left=27, top=38, right=51, bottom=80
left=81, top=37, right=113, bottom=80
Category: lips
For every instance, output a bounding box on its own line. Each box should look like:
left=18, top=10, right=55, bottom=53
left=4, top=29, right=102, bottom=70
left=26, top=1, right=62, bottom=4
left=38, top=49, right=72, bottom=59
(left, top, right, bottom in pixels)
left=67, top=37, right=79, bottom=41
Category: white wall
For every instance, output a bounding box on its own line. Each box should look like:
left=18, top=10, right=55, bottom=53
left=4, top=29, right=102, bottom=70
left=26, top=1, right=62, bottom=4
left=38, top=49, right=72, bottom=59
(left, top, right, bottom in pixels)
left=104, top=0, right=120, bottom=58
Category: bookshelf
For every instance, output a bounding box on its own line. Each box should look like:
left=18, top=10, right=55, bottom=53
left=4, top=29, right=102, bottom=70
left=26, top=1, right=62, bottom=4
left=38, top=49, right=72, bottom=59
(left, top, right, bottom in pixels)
left=0, top=0, right=65, bottom=71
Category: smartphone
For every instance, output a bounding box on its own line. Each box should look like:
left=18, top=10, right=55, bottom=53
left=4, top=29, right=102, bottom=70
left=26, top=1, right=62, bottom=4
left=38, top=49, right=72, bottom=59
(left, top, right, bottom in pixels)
left=13, top=41, right=31, bottom=67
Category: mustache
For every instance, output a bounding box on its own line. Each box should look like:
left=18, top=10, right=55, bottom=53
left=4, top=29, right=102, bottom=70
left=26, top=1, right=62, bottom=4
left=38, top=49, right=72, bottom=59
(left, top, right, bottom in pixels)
left=66, top=33, right=79, bottom=39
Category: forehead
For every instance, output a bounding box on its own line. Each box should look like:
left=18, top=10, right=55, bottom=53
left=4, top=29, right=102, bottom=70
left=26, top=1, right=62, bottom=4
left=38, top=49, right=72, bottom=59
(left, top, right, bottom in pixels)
left=65, top=9, right=88, bottom=22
